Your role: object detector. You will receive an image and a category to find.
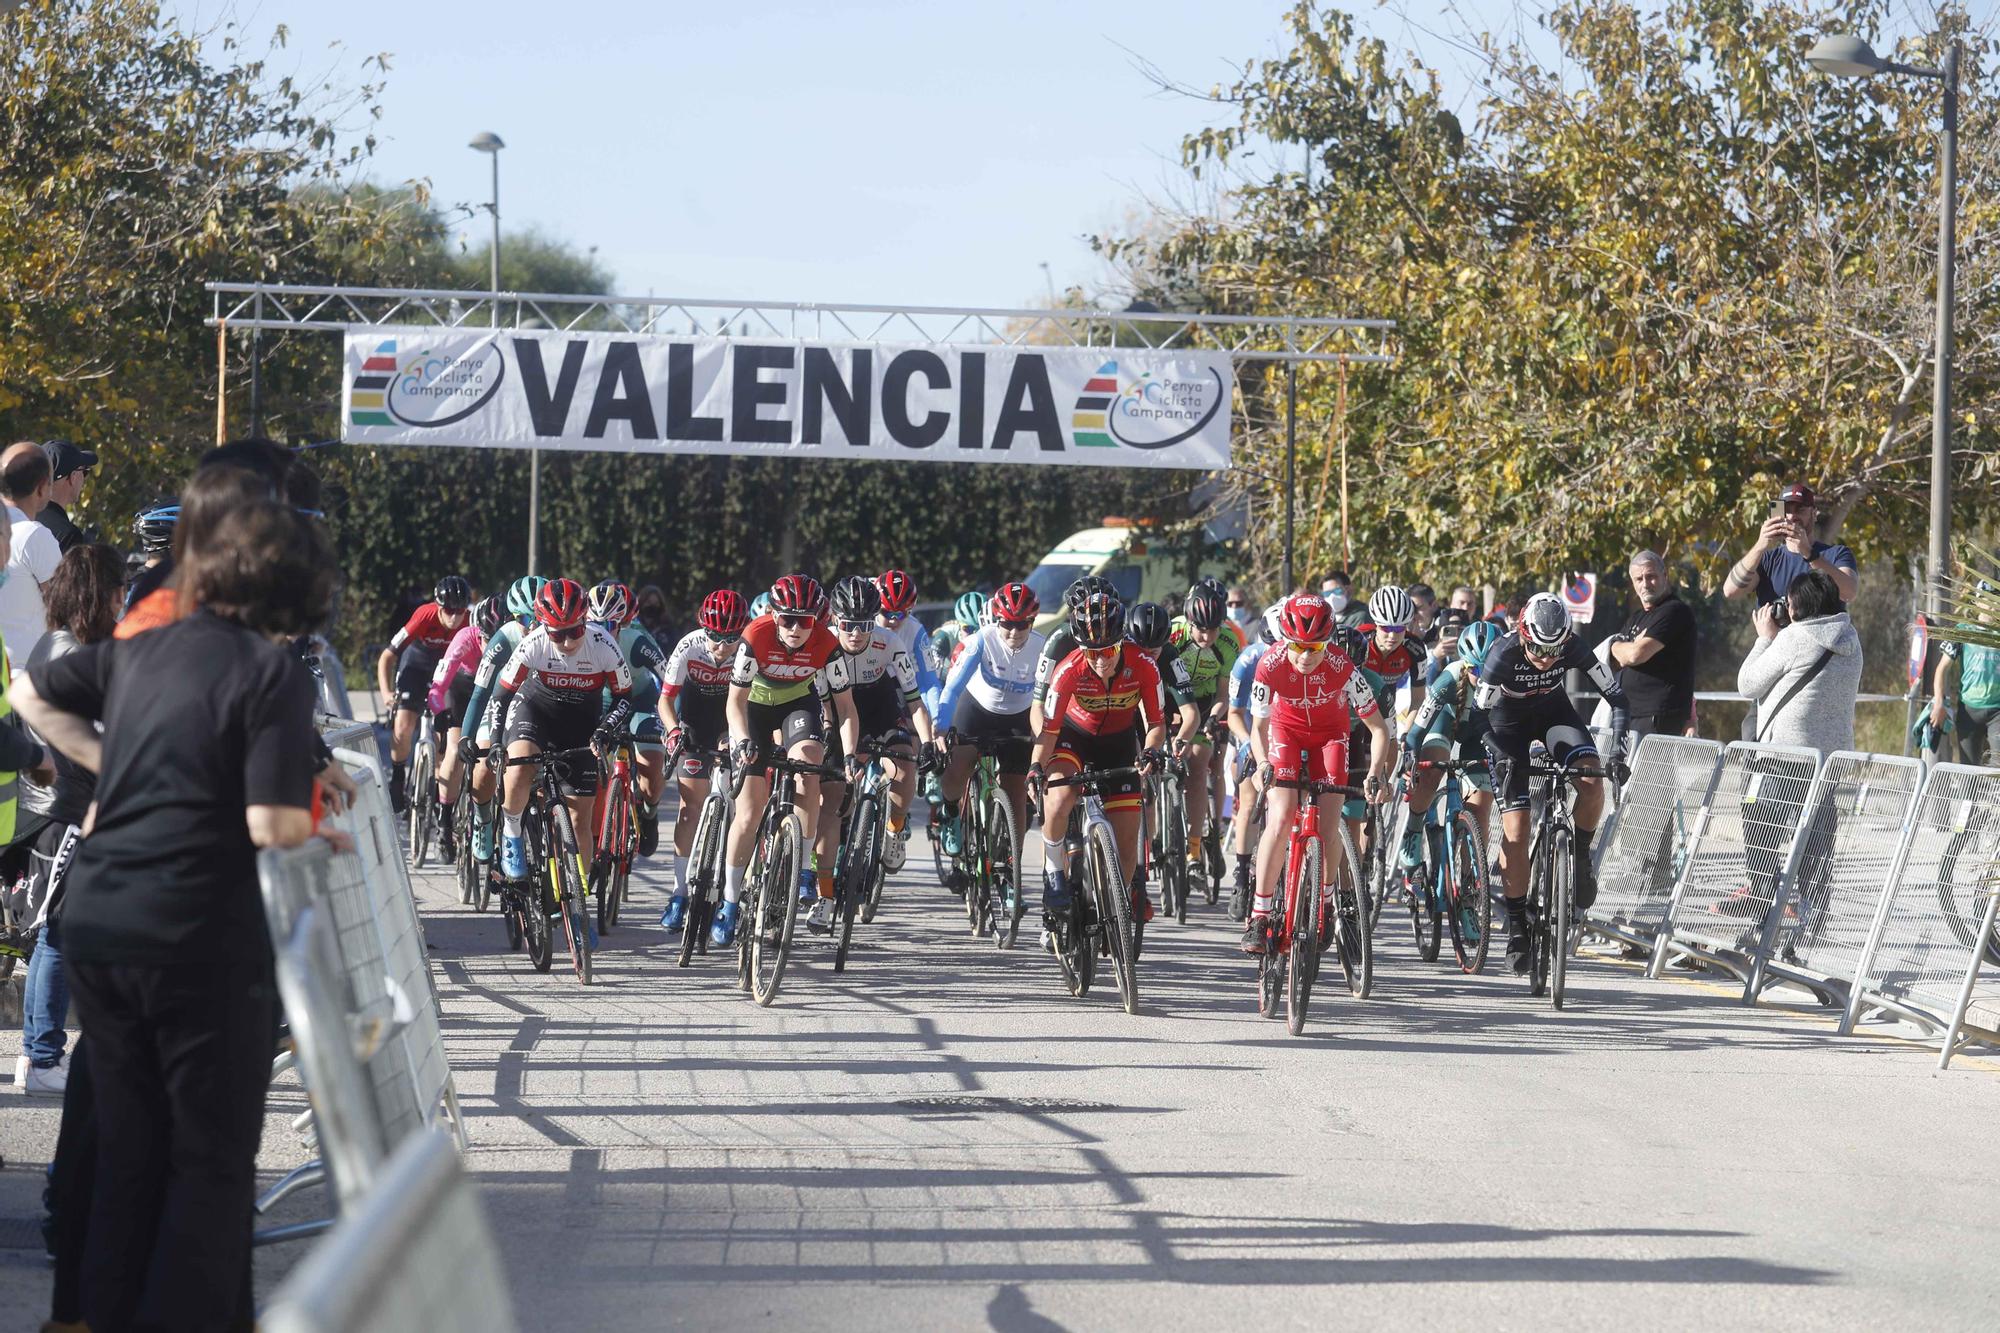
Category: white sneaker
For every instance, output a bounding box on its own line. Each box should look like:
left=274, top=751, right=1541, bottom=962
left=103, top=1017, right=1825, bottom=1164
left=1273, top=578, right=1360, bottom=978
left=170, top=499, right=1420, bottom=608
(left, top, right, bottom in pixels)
left=11, top=1054, right=24, bottom=1090
left=807, top=899, right=834, bottom=934
left=882, top=826, right=907, bottom=872
left=21, top=1057, right=66, bottom=1096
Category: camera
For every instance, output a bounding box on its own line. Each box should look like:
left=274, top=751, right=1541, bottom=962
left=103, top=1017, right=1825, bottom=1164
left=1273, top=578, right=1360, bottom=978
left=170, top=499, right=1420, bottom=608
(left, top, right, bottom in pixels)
left=1769, top=600, right=1791, bottom=629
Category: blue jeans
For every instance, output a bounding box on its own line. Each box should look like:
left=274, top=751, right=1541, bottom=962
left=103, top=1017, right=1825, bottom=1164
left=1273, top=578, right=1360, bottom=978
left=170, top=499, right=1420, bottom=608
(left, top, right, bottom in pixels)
left=23, top=915, right=68, bottom=1068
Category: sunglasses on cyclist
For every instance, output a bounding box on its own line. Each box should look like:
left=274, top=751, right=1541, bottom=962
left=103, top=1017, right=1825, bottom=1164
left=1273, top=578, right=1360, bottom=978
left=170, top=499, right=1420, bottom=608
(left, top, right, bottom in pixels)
left=1374, top=624, right=1406, bottom=635
left=996, top=619, right=1034, bottom=631
left=706, top=631, right=741, bottom=647
left=1287, top=639, right=1328, bottom=653
left=880, top=610, right=907, bottom=624
left=836, top=618, right=873, bottom=634
left=549, top=625, right=586, bottom=643
left=776, top=613, right=816, bottom=629
left=1083, top=644, right=1121, bottom=660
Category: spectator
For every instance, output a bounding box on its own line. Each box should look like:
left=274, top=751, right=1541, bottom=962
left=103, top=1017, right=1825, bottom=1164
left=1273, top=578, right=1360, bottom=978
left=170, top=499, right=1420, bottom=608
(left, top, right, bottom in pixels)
left=1425, top=605, right=1470, bottom=685
left=1407, top=582, right=1438, bottom=638
left=635, top=583, right=670, bottom=639
left=1722, top=482, right=1859, bottom=610
left=1931, top=581, right=1999, bottom=766
left=1607, top=550, right=1698, bottom=745
left=10, top=499, right=338, bottom=1333
left=12, top=545, right=122, bottom=1100
left=1225, top=583, right=1258, bottom=640
left=38, top=439, right=98, bottom=555
left=1449, top=584, right=1479, bottom=617
left=1, top=442, right=62, bottom=663
left=1319, top=569, right=1364, bottom=629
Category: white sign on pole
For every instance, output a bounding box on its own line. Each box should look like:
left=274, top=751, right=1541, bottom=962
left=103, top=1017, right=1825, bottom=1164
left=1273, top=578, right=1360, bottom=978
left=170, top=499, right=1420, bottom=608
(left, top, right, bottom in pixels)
left=343, top=327, right=1232, bottom=470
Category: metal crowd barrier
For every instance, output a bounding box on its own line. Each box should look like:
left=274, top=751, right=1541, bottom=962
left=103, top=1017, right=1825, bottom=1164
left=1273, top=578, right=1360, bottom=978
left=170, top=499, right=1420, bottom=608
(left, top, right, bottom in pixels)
left=1585, top=735, right=1725, bottom=949
left=260, top=1130, right=518, bottom=1333
left=1840, top=763, right=2000, bottom=1065
left=1646, top=742, right=1822, bottom=983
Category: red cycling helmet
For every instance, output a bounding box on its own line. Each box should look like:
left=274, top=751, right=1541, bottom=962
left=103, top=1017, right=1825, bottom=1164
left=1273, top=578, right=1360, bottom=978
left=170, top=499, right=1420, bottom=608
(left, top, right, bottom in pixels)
left=1277, top=593, right=1335, bottom=645
left=699, top=588, right=750, bottom=636
left=988, top=581, right=1039, bottom=625
left=876, top=568, right=917, bottom=613
left=535, top=578, right=588, bottom=631
left=770, top=573, right=828, bottom=618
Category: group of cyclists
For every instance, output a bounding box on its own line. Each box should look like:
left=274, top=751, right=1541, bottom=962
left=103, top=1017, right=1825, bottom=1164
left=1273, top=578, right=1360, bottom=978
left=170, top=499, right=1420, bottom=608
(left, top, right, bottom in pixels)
left=376, top=556, right=1632, bottom=981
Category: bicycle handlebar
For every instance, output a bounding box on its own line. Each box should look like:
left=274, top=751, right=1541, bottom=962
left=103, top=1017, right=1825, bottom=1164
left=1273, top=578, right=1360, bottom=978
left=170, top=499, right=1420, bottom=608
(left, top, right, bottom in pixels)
left=504, top=746, right=599, bottom=772
left=1410, top=757, right=1489, bottom=774
left=1040, top=765, right=1144, bottom=791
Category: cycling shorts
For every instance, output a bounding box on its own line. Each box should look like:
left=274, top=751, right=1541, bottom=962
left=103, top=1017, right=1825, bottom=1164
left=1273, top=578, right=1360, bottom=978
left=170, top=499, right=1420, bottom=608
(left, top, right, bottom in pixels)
left=1485, top=695, right=1598, bottom=813
left=1182, top=691, right=1220, bottom=745
left=1344, top=724, right=1375, bottom=821
left=394, top=646, right=442, bottom=710
left=954, top=698, right=1035, bottom=775
left=501, top=701, right=602, bottom=797
left=474, top=693, right=513, bottom=749
left=1414, top=732, right=1495, bottom=794
left=1049, top=722, right=1141, bottom=812
left=743, top=696, right=822, bottom=770
left=438, top=675, right=475, bottom=729
left=671, top=694, right=729, bottom=779
left=1268, top=727, right=1348, bottom=787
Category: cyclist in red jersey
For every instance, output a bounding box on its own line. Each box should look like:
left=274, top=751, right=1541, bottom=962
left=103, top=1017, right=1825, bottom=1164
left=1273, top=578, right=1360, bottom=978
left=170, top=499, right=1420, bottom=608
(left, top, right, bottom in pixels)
left=1243, top=594, right=1392, bottom=954
left=375, top=575, right=472, bottom=811
left=1356, top=584, right=1428, bottom=722
left=718, top=575, right=861, bottom=948
left=1028, top=593, right=1168, bottom=925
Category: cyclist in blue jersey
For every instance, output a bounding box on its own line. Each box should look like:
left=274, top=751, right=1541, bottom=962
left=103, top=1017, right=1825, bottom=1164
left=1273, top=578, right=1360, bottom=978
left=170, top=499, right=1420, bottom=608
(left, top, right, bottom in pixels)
left=1222, top=604, right=1278, bottom=918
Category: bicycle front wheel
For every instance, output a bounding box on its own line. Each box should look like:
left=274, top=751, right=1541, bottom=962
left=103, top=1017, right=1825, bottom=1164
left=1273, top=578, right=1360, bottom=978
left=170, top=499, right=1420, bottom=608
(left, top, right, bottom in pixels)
left=750, top=813, right=804, bottom=1006
left=408, top=744, right=435, bottom=869
left=1447, top=809, right=1491, bottom=974
left=835, top=796, right=877, bottom=974
left=549, top=804, right=592, bottom=986
left=1090, top=822, right=1138, bottom=1015
left=1286, top=835, right=1323, bottom=1036
left=1938, top=826, right=2000, bottom=968
left=985, top=787, right=1021, bottom=950
left=1332, top=820, right=1373, bottom=998
left=1549, top=824, right=1573, bottom=1010
left=596, top=782, right=631, bottom=935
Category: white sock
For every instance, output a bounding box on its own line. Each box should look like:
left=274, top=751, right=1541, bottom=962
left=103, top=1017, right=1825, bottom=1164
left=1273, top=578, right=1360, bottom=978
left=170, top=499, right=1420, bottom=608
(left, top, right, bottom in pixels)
left=1252, top=891, right=1274, bottom=917
left=502, top=811, right=522, bottom=838
left=724, top=865, right=745, bottom=905
left=1042, top=836, right=1066, bottom=885
left=663, top=851, right=679, bottom=891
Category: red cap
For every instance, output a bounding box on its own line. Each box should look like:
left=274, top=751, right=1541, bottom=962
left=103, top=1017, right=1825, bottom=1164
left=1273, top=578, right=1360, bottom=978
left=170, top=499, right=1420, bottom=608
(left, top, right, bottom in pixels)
left=1778, top=483, right=1816, bottom=507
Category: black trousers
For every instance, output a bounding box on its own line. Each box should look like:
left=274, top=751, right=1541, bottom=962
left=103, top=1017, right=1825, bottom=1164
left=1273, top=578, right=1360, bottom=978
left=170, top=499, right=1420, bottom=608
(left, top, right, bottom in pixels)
left=66, top=957, right=276, bottom=1333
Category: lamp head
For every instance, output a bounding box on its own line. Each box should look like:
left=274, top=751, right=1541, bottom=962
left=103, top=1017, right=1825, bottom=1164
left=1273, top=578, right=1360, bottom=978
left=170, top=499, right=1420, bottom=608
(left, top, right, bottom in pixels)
left=1806, top=34, right=1885, bottom=78
left=469, top=131, right=506, bottom=153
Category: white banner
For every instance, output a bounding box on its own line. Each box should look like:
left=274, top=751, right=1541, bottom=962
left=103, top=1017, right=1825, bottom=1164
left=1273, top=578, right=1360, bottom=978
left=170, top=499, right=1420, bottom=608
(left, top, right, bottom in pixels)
left=343, top=327, right=1231, bottom=470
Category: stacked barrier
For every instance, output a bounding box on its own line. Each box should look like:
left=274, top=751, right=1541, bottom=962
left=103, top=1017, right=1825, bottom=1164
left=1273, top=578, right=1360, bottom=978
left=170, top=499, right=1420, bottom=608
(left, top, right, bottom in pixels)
left=1580, top=734, right=1999, bottom=1068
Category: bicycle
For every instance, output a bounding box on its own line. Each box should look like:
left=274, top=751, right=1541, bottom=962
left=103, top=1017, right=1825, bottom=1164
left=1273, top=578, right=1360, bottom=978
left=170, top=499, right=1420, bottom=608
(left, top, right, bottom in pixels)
left=1252, top=774, right=1366, bottom=1035
left=590, top=737, right=639, bottom=935
left=406, top=710, right=442, bottom=870
left=1035, top=766, right=1142, bottom=1015
left=673, top=746, right=734, bottom=969
left=833, top=746, right=895, bottom=972
left=505, top=747, right=600, bottom=985
left=942, top=734, right=1027, bottom=947
left=1199, top=716, right=1231, bottom=905
left=452, top=756, right=492, bottom=914
left=735, top=752, right=842, bottom=1007
left=1513, top=756, right=1597, bottom=1009
left=1406, top=757, right=1492, bottom=973
left=1145, top=751, right=1191, bottom=925
left=1937, top=802, right=2000, bottom=969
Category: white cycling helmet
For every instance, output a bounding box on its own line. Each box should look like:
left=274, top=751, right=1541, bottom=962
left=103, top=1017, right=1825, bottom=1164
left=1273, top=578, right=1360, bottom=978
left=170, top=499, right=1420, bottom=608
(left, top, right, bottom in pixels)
left=1518, top=591, right=1573, bottom=651
left=1262, top=602, right=1285, bottom=642
left=1368, top=585, right=1415, bottom=630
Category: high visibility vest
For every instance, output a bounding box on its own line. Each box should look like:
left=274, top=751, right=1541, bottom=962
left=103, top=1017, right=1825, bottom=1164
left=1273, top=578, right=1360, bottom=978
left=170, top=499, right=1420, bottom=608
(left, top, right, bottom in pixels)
left=0, top=644, right=18, bottom=846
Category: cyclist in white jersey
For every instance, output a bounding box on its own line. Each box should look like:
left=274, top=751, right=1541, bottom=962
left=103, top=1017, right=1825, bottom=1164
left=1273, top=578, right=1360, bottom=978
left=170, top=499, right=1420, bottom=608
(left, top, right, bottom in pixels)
left=872, top=569, right=943, bottom=869
left=657, top=589, right=749, bottom=933
left=932, top=581, right=1045, bottom=873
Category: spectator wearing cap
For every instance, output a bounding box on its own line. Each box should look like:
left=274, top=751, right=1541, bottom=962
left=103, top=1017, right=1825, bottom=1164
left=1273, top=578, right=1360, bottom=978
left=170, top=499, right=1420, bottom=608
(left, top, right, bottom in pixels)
left=1607, top=550, right=1698, bottom=744
left=38, top=440, right=98, bottom=555
left=1, top=442, right=63, bottom=665
left=1722, top=482, right=1859, bottom=610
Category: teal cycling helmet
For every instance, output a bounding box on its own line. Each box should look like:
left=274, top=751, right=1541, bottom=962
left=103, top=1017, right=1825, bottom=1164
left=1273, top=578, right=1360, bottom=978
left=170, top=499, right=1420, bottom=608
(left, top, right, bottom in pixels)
left=506, top=575, right=549, bottom=621
left=1457, top=619, right=1501, bottom=670
left=748, top=590, right=774, bottom=619
left=954, top=591, right=987, bottom=630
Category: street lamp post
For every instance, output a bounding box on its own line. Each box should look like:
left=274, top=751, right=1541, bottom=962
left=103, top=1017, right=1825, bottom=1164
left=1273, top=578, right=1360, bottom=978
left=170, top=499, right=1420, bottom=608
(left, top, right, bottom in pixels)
left=1807, top=33, right=1958, bottom=616
left=470, top=131, right=533, bottom=574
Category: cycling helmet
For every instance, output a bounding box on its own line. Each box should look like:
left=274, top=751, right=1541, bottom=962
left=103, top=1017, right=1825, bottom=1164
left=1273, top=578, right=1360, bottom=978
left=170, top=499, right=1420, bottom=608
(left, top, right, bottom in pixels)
left=954, top=591, right=988, bottom=630
left=475, top=594, right=506, bottom=637
left=876, top=568, right=917, bottom=614
left=588, top=580, right=634, bottom=626
left=1262, top=602, right=1285, bottom=642
left=699, top=588, right=750, bottom=636
left=1184, top=584, right=1226, bottom=630
left=1367, top=585, right=1414, bottom=630
left=769, top=573, right=827, bottom=618
left=830, top=575, right=883, bottom=623
left=1276, top=594, right=1335, bottom=645
left=534, top=578, right=587, bottom=631
left=132, top=500, right=179, bottom=555
left=434, top=574, right=473, bottom=612
left=988, top=581, right=1038, bottom=625
left=1457, top=619, right=1501, bottom=670
left=1335, top=623, right=1370, bottom=662
left=506, top=575, right=548, bottom=619
left=748, top=591, right=774, bottom=619
left=1518, top=591, right=1573, bottom=652
left=1191, top=575, right=1228, bottom=604
left=1126, top=601, right=1172, bottom=651
left=1073, top=592, right=1126, bottom=649
left=1064, top=574, right=1117, bottom=615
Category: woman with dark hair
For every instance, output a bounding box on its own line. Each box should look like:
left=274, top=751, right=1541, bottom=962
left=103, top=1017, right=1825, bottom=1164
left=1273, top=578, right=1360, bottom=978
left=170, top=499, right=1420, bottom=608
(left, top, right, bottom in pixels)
left=13, top=544, right=123, bottom=1099
left=11, top=500, right=341, bottom=1332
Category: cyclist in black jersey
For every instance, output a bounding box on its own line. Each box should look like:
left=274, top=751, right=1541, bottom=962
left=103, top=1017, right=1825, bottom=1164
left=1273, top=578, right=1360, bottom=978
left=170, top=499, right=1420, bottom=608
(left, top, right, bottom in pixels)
left=1472, top=592, right=1630, bottom=972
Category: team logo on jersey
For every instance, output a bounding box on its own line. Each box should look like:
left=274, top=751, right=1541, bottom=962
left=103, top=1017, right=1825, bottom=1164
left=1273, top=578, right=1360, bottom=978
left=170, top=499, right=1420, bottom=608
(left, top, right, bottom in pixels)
left=351, top=336, right=508, bottom=430
left=1069, top=360, right=1226, bottom=451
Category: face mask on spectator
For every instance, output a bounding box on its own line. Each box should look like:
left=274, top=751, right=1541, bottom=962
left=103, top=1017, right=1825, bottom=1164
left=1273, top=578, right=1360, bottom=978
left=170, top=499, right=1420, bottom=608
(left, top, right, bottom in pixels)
left=1323, top=587, right=1348, bottom=614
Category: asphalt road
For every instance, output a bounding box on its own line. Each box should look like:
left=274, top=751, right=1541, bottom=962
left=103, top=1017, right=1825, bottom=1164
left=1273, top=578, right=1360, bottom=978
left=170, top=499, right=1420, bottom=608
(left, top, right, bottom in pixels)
left=5, top=817, right=1999, bottom=1330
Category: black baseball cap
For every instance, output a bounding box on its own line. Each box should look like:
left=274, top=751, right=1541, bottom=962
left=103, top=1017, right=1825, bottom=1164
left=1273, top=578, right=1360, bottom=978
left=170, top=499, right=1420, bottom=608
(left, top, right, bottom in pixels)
left=42, top=439, right=97, bottom=478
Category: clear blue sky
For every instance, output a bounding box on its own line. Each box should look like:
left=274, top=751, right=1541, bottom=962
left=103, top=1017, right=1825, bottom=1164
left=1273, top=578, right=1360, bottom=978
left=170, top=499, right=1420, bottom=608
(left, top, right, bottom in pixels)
left=167, top=0, right=1522, bottom=309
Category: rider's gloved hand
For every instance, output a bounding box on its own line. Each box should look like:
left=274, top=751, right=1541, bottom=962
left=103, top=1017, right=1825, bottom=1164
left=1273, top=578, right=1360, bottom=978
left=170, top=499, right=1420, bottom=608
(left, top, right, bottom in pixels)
left=730, top=737, right=758, bottom=771
left=1608, top=756, right=1631, bottom=785
left=1136, top=748, right=1163, bottom=778
left=664, top=726, right=686, bottom=762
left=1256, top=761, right=1275, bottom=790
left=1026, top=762, right=1046, bottom=797
left=844, top=753, right=865, bottom=784
left=458, top=736, right=478, bottom=767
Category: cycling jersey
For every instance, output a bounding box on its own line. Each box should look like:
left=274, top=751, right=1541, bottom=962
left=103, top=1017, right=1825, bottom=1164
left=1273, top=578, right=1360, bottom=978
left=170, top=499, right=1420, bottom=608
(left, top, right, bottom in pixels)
left=463, top=620, right=527, bottom=739
left=427, top=623, right=485, bottom=716
left=879, top=614, right=942, bottom=714
left=612, top=623, right=668, bottom=700
left=825, top=630, right=922, bottom=703
left=1354, top=629, right=1427, bottom=691
left=1041, top=646, right=1165, bottom=739
left=930, top=622, right=968, bottom=670
left=1408, top=658, right=1482, bottom=746
left=487, top=622, right=633, bottom=739
left=1229, top=640, right=1269, bottom=713
left=388, top=602, right=460, bottom=657
left=1032, top=624, right=1080, bottom=706
left=1162, top=618, right=1240, bottom=700
left=730, top=613, right=843, bottom=706
left=1472, top=633, right=1629, bottom=734
left=937, top=623, right=1046, bottom=722
left=662, top=630, right=735, bottom=704
left=1249, top=647, right=1378, bottom=736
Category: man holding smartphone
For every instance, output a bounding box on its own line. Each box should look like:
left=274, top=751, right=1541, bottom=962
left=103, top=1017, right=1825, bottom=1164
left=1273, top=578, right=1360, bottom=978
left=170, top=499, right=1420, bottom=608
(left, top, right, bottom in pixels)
left=1722, top=482, right=1859, bottom=610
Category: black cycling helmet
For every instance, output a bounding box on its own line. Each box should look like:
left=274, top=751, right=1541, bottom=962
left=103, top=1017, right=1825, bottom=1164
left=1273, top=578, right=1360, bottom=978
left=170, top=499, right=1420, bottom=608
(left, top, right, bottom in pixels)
left=474, top=594, right=506, bottom=637
left=132, top=499, right=179, bottom=555
left=1073, top=591, right=1126, bottom=649
left=1064, top=574, right=1117, bottom=616
left=434, top=574, right=473, bottom=612
left=829, top=574, right=882, bottom=623
left=1184, top=584, right=1226, bottom=631
left=1125, top=601, right=1172, bottom=651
